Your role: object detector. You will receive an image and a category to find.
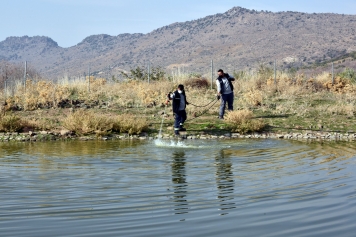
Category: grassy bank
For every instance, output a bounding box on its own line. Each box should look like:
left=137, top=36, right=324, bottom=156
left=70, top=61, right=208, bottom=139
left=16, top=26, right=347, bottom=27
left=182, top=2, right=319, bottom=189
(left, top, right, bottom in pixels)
left=1, top=68, right=356, bottom=137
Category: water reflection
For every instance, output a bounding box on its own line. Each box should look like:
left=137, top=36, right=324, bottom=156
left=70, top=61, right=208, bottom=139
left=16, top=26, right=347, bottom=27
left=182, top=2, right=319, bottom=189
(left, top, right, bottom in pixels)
left=1, top=139, right=356, bottom=237
left=0, top=140, right=143, bottom=158
left=171, top=151, right=189, bottom=216
left=215, top=149, right=235, bottom=215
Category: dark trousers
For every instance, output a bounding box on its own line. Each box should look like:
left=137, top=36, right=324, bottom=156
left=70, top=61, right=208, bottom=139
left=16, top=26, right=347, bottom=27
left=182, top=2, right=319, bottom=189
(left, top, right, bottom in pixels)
left=219, top=92, right=234, bottom=118
left=174, top=110, right=187, bottom=134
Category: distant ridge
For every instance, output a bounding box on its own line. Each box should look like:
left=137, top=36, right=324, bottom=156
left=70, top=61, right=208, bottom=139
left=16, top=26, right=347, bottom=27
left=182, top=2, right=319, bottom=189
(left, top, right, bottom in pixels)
left=0, top=6, right=356, bottom=78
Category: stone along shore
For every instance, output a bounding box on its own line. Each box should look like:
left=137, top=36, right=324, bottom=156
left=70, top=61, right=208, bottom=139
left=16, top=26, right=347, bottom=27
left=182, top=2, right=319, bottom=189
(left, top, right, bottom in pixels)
left=1, top=130, right=356, bottom=142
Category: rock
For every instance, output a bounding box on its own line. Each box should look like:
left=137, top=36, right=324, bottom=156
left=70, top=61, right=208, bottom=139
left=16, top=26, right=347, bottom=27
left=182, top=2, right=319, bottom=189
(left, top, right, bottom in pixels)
left=40, top=131, right=48, bottom=135
left=60, top=129, right=71, bottom=136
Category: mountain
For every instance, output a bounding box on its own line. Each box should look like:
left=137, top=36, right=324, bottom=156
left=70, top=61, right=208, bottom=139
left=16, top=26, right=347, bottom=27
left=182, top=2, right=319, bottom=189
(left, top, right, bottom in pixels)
left=1, top=7, right=356, bottom=79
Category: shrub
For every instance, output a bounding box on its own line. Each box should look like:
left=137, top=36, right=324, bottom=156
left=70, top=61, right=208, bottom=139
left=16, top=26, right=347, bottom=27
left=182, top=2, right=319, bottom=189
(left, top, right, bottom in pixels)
left=225, top=110, right=265, bottom=134
left=120, top=66, right=165, bottom=81
left=184, top=77, right=210, bottom=89
left=338, top=68, right=356, bottom=83
left=112, top=114, right=148, bottom=135
left=62, top=110, right=113, bottom=135
left=0, top=114, right=24, bottom=132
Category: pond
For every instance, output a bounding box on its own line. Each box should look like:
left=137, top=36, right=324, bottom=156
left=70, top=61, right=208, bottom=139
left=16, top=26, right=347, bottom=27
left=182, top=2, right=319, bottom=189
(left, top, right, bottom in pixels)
left=0, top=139, right=355, bottom=237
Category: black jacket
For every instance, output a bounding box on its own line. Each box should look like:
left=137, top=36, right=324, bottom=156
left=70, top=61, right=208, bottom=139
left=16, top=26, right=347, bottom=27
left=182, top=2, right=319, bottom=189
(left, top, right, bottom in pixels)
left=167, top=90, right=188, bottom=113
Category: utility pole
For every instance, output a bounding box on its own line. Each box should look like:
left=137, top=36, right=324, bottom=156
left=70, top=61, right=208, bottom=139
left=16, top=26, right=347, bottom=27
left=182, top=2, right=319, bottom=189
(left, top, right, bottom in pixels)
left=211, top=59, right=214, bottom=90
left=148, top=62, right=151, bottom=84
left=274, top=59, right=277, bottom=85
left=332, top=62, right=334, bottom=85
left=24, top=61, right=27, bottom=92
left=4, top=63, right=8, bottom=101
left=88, top=64, right=90, bottom=92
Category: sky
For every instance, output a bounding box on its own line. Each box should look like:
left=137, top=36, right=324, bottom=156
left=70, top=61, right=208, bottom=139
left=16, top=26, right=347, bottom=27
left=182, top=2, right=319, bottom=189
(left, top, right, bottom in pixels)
left=1, top=0, right=356, bottom=48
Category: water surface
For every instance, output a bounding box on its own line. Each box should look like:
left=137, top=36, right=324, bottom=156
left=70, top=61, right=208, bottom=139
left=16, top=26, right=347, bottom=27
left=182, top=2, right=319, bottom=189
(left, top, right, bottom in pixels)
left=0, top=139, right=355, bottom=237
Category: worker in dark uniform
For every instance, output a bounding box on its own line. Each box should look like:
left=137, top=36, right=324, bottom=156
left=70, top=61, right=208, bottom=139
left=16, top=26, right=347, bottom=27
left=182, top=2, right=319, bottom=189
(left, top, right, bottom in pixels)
left=166, top=84, right=189, bottom=135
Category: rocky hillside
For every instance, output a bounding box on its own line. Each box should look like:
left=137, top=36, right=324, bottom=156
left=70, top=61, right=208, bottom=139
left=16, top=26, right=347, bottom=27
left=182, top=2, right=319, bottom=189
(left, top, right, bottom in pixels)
left=1, top=7, right=356, bottom=79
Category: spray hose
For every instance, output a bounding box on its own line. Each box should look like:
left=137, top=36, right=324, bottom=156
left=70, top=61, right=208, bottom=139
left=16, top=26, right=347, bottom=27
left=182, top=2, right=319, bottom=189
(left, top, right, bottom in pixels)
left=185, top=98, right=219, bottom=122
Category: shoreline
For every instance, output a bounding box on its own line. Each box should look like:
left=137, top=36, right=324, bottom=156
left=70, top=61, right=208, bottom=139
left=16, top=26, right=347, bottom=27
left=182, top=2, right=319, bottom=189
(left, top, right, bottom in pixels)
left=1, top=130, right=356, bottom=143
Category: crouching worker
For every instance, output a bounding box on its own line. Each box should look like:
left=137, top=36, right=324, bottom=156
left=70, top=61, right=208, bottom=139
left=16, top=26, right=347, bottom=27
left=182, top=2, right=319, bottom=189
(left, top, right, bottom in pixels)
left=166, top=84, right=189, bottom=136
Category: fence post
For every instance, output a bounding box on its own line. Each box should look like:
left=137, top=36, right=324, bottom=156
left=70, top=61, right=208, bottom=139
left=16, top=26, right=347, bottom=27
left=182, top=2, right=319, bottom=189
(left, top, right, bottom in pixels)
left=4, top=64, right=7, bottom=101
left=88, top=64, right=90, bottom=92
left=211, top=59, right=213, bottom=90
left=274, top=59, right=277, bottom=85
left=4, top=79, right=7, bottom=101
left=332, top=62, right=334, bottom=85
left=148, top=62, right=150, bottom=84
left=24, top=61, right=27, bottom=93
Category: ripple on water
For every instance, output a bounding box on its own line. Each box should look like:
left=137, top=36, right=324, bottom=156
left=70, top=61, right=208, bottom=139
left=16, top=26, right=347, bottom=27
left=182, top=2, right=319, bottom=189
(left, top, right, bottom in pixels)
left=0, top=139, right=356, bottom=237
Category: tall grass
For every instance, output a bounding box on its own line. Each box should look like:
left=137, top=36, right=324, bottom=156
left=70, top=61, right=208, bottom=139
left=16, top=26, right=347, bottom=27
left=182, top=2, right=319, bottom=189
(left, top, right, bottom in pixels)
left=62, top=110, right=149, bottom=135
left=1, top=67, right=356, bottom=134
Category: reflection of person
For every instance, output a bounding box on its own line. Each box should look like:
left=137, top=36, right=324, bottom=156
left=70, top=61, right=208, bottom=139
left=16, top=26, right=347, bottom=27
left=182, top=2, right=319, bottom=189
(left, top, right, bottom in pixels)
left=166, top=84, right=189, bottom=136
left=215, top=149, right=235, bottom=213
left=171, top=151, right=188, bottom=215
left=216, top=69, right=235, bottom=119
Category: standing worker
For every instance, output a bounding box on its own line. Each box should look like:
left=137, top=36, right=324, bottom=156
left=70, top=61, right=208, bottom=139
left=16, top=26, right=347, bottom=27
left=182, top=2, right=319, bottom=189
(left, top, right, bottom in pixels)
left=216, top=69, right=235, bottom=119
left=166, top=84, right=189, bottom=136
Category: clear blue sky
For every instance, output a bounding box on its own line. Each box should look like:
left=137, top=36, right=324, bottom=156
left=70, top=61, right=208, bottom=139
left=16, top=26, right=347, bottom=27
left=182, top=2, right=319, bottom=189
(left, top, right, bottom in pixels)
left=1, top=0, right=355, bottom=48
